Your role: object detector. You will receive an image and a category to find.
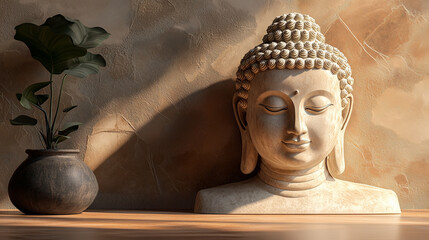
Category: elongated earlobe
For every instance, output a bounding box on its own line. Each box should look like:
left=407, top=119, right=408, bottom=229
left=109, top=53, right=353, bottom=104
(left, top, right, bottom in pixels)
left=240, top=131, right=258, bottom=174
left=327, top=132, right=345, bottom=175
left=233, top=95, right=259, bottom=174
left=327, top=95, right=352, bottom=176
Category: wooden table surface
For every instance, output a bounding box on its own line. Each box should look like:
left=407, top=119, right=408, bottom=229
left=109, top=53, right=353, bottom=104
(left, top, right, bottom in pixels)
left=0, top=209, right=428, bottom=239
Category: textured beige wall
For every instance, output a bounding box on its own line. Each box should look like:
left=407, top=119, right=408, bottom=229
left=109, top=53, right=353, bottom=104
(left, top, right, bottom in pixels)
left=1, top=0, right=429, bottom=210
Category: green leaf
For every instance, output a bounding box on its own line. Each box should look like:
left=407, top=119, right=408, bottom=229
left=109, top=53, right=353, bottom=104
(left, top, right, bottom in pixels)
left=37, top=94, right=49, bottom=105
left=64, top=53, right=106, bottom=78
left=41, top=14, right=74, bottom=36
left=63, top=105, right=77, bottom=112
left=14, top=23, right=87, bottom=74
left=10, top=115, right=37, bottom=126
left=58, top=122, right=82, bottom=136
left=42, top=14, right=110, bottom=49
left=16, top=92, right=48, bottom=106
left=53, top=135, right=70, bottom=144
left=20, top=81, right=51, bottom=109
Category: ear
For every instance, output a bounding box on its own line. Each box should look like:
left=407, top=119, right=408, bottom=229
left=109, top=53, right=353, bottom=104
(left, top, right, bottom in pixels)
left=232, top=95, right=247, bottom=131
left=327, top=95, right=353, bottom=176
left=233, top=95, right=258, bottom=174
left=341, top=95, right=353, bottom=131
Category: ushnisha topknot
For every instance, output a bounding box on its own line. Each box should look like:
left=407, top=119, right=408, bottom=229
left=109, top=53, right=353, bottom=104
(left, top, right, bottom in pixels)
left=235, top=12, right=354, bottom=109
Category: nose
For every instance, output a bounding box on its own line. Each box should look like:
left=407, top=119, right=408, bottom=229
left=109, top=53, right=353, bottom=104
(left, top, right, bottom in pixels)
left=286, top=105, right=308, bottom=135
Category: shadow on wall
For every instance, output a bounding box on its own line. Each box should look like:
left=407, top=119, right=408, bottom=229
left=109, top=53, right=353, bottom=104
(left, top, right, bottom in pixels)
left=0, top=0, right=262, bottom=209
left=87, top=80, right=249, bottom=210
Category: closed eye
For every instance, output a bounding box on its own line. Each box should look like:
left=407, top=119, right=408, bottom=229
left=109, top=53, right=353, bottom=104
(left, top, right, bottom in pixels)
left=305, top=104, right=333, bottom=114
left=260, top=104, right=288, bottom=112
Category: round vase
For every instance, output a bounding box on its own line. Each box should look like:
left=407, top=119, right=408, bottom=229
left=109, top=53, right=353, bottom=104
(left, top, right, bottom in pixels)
left=8, top=149, right=98, bottom=214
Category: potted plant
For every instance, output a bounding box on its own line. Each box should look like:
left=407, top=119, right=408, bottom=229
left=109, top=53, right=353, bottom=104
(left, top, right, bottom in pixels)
left=8, top=14, right=109, bottom=214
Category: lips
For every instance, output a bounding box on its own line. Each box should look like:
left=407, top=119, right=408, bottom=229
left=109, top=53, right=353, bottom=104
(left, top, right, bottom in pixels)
left=282, top=139, right=311, bottom=152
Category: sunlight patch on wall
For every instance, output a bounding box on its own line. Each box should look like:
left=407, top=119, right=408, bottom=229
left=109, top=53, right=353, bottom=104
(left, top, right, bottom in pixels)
left=84, top=114, right=135, bottom=170
left=372, top=79, right=429, bottom=143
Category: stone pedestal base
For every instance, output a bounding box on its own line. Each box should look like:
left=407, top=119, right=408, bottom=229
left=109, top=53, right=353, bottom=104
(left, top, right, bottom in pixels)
left=195, top=177, right=401, bottom=214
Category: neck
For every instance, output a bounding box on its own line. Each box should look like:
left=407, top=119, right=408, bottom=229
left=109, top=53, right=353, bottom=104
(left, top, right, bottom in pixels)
left=257, top=159, right=330, bottom=193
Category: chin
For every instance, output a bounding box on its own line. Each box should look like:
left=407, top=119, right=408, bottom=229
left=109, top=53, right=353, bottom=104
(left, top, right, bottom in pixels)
left=278, top=153, right=321, bottom=170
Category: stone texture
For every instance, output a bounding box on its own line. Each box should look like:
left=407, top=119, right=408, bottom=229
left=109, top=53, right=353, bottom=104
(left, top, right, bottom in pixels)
left=195, top=66, right=400, bottom=214
left=0, top=0, right=428, bottom=210
left=195, top=177, right=401, bottom=214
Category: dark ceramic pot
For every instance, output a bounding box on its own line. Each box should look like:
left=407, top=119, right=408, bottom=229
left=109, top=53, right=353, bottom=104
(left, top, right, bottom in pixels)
left=8, top=149, right=98, bottom=215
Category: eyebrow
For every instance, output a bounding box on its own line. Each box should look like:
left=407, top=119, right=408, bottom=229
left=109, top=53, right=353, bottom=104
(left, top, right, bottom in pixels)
left=257, top=89, right=335, bottom=104
left=306, top=90, right=334, bottom=99
left=257, top=90, right=299, bottom=102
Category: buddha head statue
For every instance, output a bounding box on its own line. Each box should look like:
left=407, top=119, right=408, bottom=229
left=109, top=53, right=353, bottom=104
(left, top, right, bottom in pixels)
left=234, top=12, right=354, bottom=177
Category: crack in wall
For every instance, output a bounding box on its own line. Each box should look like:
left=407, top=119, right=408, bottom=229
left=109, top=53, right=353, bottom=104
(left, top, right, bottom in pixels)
left=337, top=16, right=383, bottom=65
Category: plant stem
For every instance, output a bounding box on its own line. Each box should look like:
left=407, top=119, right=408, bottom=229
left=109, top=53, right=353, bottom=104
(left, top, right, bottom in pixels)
left=36, top=129, right=45, bottom=148
left=48, top=72, right=53, bottom=149
left=34, top=104, right=49, bottom=148
left=52, top=74, right=67, bottom=137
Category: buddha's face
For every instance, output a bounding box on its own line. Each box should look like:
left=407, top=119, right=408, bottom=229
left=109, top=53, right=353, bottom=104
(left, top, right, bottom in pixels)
left=245, top=69, right=344, bottom=171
